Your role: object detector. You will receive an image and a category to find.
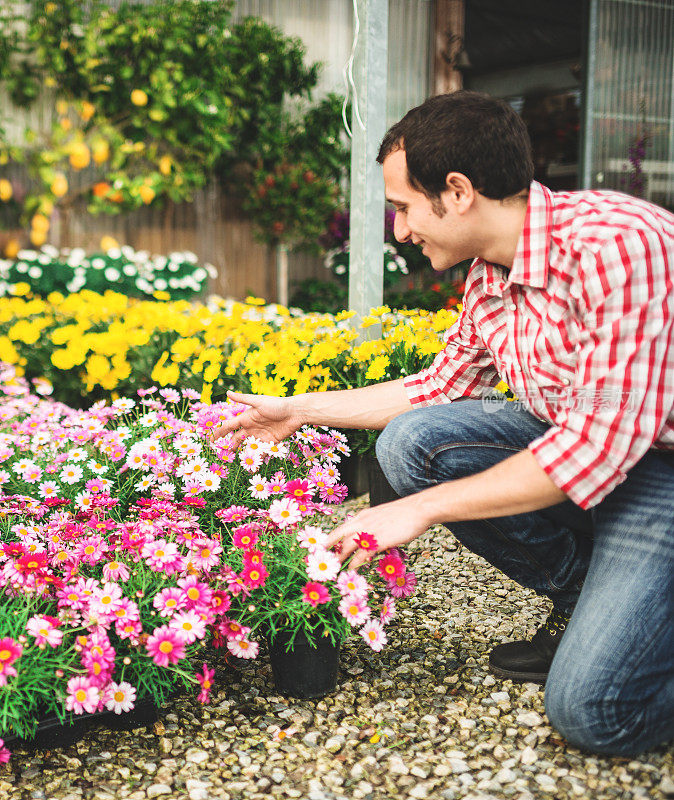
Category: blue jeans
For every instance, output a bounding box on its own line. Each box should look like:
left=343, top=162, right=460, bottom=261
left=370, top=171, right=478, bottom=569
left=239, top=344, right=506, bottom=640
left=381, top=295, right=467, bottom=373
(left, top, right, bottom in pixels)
left=376, top=400, right=674, bottom=756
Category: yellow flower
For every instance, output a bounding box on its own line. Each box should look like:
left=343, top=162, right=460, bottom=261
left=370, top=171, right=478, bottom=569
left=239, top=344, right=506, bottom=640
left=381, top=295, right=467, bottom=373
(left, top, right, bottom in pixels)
left=244, top=295, right=266, bottom=306
left=200, top=382, right=213, bottom=405
left=0, top=336, right=19, bottom=364
left=364, top=355, right=390, bottom=381
left=50, top=173, right=68, bottom=198
left=9, top=283, right=31, bottom=298
left=100, top=235, right=119, bottom=251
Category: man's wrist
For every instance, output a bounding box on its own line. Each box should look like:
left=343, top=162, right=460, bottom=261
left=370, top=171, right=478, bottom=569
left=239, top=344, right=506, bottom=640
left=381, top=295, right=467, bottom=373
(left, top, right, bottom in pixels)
left=287, top=393, right=312, bottom=428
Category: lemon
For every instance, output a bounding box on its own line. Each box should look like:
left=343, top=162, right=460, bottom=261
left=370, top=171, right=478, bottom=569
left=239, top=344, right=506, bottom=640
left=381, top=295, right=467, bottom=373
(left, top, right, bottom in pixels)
left=30, top=229, right=47, bottom=247
left=50, top=173, right=68, bottom=197
left=100, top=235, right=119, bottom=251
left=139, top=185, right=155, bottom=204
left=4, top=238, right=20, bottom=259
left=31, top=214, right=51, bottom=234
left=0, top=179, right=12, bottom=202
left=131, top=89, right=148, bottom=107
left=69, top=142, right=91, bottom=170
left=91, top=138, right=110, bottom=164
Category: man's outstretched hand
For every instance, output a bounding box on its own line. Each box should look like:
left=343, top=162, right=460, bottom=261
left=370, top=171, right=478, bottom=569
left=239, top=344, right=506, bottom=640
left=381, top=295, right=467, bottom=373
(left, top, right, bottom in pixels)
left=326, top=495, right=433, bottom=570
left=212, top=391, right=304, bottom=448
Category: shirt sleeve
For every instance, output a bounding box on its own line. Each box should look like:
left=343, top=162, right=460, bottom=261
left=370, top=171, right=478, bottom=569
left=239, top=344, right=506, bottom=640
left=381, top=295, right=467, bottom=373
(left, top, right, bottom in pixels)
left=404, top=302, right=501, bottom=406
left=528, top=229, right=674, bottom=509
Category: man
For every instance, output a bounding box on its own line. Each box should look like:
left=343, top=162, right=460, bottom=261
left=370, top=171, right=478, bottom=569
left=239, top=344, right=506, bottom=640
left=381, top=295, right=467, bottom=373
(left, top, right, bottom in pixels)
left=214, top=91, right=674, bottom=756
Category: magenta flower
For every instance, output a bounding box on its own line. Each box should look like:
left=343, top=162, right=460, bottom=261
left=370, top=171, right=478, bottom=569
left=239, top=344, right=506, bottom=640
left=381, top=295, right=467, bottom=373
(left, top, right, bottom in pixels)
left=380, top=595, right=397, bottom=624
left=146, top=625, right=186, bottom=666
left=0, top=738, right=10, bottom=764
left=301, top=581, right=331, bottom=607
left=196, top=662, right=215, bottom=704
left=377, top=553, right=406, bottom=581
left=216, top=505, right=251, bottom=523
left=232, top=524, right=260, bottom=550
left=354, top=532, right=378, bottom=552
left=241, top=562, right=269, bottom=590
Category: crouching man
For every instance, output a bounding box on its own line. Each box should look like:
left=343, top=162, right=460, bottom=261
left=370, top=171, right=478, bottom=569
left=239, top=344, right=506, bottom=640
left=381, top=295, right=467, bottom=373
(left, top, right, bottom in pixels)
left=214, top=91, right=674, bottom=757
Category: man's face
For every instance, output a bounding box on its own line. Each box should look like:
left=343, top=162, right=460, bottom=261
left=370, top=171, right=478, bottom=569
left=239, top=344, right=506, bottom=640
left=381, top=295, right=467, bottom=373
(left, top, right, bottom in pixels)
left=382, top=148, right=474, bottom=272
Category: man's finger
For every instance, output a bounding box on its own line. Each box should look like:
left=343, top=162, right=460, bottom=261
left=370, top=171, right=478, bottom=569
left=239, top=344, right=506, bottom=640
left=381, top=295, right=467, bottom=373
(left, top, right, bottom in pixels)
left=226, top=390, right=255, bottom=406
left=348, top=550, right=370, bottom=571
left=212, top=418, right=240, bottom=439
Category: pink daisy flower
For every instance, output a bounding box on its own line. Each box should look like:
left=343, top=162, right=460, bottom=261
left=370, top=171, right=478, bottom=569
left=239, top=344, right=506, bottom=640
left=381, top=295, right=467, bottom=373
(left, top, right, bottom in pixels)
left=146, top=625, right=186, bottom=666
left=248, top=474, right=271, bottom=500
left=178, top=576, right=213, bottom=609
left=301, top=581, right=331, bottom=607
left=77, top=534, right=108, bottom=565
left=297, top=525, right=328, bottom=551
left=153, top=587, right=186, bottom=617
left=102, top=559, right=130, bottom=582
left=216, top=505, right=251, bottom=523
left=380, top=595, right=397, bottom=624
left=338, top=595, right=371, bottom=627
left=284, top=478, right=313, bottom=503
left=239, top=450, right=263, bottom=473
left=336, top=570, right=370, bottom=598
left=142, top=539, right=184, bottom=573
left=189, top=538, right=222, bottom=571
left=306, top=548, right=341, bottom=582
left=0, top=739, right=10, bottom=764
left=26, top=615, right=63, bottom=647
left=387, top=570, right=418, bottom=598
left=218, top=618, right=250, bottom=641
left=268, top=497, right=302, bottom=529
left=65, top=676, right=100, bottom=715
left=319, top=483, right=348, bottom=503
left=0, top=638, right=22, bottom=679
left=169, top=611, right=207, bottom=644
left=104, top=681, right=137, bottom=714
left=360, top=620, right=388, bottom=652
left=227, top=637, right=259, bottom=659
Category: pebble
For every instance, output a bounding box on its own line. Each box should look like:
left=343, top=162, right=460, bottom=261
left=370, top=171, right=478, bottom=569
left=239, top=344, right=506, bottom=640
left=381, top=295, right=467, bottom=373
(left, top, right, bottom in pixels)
left=147, top=784, right=172, bottom=798
left=3, top=499, right=670, bottom=800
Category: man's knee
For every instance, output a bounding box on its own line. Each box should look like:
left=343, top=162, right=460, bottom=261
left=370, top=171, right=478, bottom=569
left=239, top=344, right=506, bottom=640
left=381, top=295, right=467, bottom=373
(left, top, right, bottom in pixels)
left=545, top=670, right=653, bottom=757
left=375, top=410, right=428, bottom=496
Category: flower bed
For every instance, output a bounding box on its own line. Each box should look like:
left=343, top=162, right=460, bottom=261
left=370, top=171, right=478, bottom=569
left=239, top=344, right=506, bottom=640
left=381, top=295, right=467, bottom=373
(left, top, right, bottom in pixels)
left=0, top=289, right=459, bottom=410
left=0, top=245, right=215, bottom=301
left=0, top=366, right=417, bottom=760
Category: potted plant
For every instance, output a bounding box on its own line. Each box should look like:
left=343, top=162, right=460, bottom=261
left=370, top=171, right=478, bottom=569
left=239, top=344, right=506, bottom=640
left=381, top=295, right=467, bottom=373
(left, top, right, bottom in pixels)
left=0, top=365, right=417, bottom=757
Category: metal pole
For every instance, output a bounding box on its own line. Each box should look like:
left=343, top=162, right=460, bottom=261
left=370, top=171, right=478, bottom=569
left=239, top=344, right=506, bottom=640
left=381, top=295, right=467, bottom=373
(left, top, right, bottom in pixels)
left=348, top=0, right=388, bottom=335
left=579, top=0, right=598, bottom=189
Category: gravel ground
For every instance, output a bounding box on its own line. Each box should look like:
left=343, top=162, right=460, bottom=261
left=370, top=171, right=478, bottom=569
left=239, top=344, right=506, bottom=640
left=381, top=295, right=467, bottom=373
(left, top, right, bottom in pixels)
left=2, top=494, right=673, bottom=800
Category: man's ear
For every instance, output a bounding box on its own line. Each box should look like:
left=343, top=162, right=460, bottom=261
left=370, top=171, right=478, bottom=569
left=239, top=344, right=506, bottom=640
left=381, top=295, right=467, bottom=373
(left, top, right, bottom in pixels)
left=444, top=172, right=475, bottom=214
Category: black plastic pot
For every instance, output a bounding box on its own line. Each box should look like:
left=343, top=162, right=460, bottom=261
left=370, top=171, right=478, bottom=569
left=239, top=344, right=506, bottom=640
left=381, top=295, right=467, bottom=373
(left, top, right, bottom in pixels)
left=339, top=454, right=369, bottom=498
left=367, top=455, right=400, bottom=507
left=268, top=629, right=340, bottom=699
left=3, top=697, right=159, bottom=751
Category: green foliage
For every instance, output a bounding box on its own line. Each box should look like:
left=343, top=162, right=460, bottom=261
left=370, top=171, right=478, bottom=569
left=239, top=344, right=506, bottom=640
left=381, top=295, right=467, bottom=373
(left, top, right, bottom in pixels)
left=0, top=0, right=349, bottom=247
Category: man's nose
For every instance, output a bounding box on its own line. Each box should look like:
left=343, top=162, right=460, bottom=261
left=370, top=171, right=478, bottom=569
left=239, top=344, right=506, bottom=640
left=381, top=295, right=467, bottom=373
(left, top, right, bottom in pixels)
left=393, top=213, right=411, bottom=243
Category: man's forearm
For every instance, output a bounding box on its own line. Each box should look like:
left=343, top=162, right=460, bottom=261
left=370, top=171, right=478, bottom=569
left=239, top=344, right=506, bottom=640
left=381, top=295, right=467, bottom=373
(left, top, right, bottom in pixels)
left=414, top=448, right=569, bottom=527
left=290, top=378, right=413, bottom=430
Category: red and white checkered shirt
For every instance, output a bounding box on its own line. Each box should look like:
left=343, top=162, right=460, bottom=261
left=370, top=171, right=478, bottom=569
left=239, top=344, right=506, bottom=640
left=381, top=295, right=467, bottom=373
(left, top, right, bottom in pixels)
left=404, top=181, right=674, bottom=509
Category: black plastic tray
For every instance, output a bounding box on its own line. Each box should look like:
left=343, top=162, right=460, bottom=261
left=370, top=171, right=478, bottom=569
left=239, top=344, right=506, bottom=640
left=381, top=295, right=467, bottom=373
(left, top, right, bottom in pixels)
left=3, top=698, right=159, bottom=751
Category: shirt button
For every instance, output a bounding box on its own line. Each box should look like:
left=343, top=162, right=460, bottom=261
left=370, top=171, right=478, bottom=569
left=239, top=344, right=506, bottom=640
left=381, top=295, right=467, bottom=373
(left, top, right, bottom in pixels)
left=509, top=303, right=517, bottom=311
left=561, top=378, right=570, bottom=385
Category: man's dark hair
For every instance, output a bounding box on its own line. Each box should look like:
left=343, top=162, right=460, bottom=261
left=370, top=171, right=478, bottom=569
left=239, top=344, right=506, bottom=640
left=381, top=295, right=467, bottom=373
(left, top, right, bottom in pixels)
left=377, top=91, right=534, bottom=201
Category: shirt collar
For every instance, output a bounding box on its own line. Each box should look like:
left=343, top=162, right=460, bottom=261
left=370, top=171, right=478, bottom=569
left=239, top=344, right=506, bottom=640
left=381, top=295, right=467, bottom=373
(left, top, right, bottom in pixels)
left=481, top=181, right=554, bottom=296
